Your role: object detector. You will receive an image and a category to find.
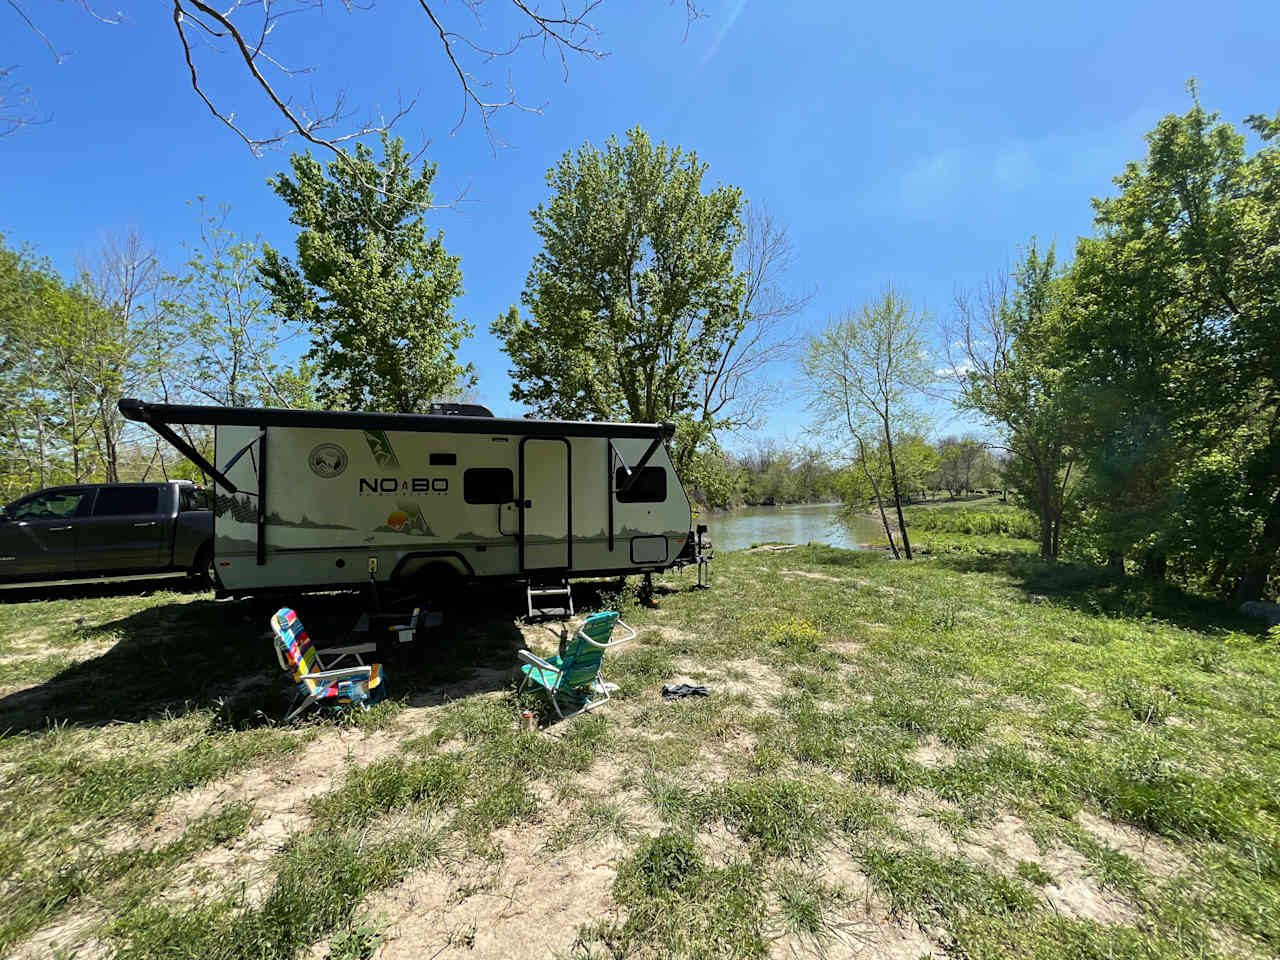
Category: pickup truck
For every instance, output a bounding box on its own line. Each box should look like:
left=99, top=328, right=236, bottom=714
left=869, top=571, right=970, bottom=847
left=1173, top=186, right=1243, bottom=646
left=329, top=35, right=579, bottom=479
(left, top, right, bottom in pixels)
left=0, top=481, right=215, bottom=589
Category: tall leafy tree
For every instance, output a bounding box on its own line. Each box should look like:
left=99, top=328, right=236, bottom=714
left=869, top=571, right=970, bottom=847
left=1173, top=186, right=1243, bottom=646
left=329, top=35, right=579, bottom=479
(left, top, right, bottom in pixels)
left=801, top=289, right=934, bottom=559
left=492, top=127, right=746, bottom=467
left=259, top=133, right=472, bottom=413
left=1065, top=94, right=1280, bottom=599
left=945, top=243, right=1076, bottom=559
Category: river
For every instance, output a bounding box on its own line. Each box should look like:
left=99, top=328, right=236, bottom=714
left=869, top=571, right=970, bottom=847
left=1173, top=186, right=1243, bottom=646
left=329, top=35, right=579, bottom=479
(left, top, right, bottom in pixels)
left=700, top=502, right=886, bottom=553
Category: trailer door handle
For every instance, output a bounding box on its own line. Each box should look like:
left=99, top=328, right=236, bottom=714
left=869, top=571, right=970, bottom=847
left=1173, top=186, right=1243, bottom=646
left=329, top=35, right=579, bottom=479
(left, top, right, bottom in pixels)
left=523, top=499, right=532, bottom=508
left=133, top=521, right=157, bottom=527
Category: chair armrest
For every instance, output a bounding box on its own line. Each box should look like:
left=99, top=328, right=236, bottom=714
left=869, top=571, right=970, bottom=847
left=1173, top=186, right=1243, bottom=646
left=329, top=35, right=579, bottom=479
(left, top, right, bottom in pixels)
left=305, top=665, right=372, bottom=682
left=579, top=619, right=638, bottom=649
left=518, top=649, right=560, bottom=673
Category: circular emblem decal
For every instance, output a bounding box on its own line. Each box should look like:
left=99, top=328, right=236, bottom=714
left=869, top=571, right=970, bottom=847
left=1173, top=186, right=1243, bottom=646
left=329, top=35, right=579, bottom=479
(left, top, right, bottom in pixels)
left=309, top=443, right=348, bottom=478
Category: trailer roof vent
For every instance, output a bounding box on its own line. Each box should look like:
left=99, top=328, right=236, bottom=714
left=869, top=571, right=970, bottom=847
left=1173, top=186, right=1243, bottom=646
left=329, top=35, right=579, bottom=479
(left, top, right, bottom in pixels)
left=429, top=402, right=494, bottom=417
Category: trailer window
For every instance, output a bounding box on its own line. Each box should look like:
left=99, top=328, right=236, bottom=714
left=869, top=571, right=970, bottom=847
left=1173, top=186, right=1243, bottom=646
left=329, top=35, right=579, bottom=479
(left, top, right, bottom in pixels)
left=615, top=467, right=666, bottom=503
left=464, top=468, right=514, bottom=504
left=93, top=487, right=160, bottom=516
left=429, top=452, right=457, bottom=466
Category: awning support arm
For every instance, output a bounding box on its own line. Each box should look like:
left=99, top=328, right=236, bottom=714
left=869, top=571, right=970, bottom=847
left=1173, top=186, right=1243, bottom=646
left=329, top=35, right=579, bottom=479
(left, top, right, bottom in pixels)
left=144, top=417, right=240, bottom=494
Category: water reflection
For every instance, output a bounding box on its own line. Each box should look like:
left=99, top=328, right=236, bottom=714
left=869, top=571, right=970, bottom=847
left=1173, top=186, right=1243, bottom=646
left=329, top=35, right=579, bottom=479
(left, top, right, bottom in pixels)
left=701, top=502, right=884, bottom=553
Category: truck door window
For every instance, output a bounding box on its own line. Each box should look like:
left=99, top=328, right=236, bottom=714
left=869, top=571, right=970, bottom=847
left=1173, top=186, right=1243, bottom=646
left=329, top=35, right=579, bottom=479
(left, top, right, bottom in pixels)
left=92, top=487, right=160, bottom=516
left=9, top=490, right=89, bottom=520
left=180, top=487, right=213, bottom=511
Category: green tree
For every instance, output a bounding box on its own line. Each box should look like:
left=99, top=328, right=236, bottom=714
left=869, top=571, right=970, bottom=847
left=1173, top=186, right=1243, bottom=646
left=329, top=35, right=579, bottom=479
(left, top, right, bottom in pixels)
left=259, top=133, right=472, bottom=413
left=492, top=127, right=746, bottom=469
left=801, top=289, right=934, bottom=559
left=166, top=201, right=313, bottom=410
left=946, top=243, right=1076, bottom=559
left=0, top=234, right=159, bottom=494
left=1064, top=93, right=1280, bottom=599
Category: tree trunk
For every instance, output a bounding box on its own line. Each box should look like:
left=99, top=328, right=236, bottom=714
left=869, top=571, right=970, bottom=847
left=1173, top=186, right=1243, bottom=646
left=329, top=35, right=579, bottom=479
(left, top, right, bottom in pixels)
left=883, top=428, right=912, bottom=560
left=1232, top=487, right=1280, bottom=603
left=1036, top=469, right=1053, bottom=560
left=1208, top=558, right=1229, bottom=593
left=34, top=413, right=46, bottom=489
left=858, top=438, right=899, bottom=560
left=1107, top=551, right=1125, bottom=575
left=1142, top=552, right=1167, bottom=581
left=100, top=405, right=118, bottom=483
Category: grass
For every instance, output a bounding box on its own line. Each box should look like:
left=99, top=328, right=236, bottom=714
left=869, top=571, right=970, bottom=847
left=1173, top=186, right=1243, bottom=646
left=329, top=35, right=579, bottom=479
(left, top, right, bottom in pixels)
left=0, top=513, right=1278, bottom=958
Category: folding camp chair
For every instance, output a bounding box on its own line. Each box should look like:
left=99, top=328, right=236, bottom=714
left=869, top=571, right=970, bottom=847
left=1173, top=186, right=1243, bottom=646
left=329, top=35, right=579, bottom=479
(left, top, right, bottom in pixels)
left=271, top=607, right=386, bottom=722
left=517, top=611, right=636, bottom=720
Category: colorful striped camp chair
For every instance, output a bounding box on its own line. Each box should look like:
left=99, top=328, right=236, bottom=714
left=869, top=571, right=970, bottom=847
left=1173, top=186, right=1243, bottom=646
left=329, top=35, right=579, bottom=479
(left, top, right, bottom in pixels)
left=517, top=611, right=636, bottom=720
left=271, top=608, right=386, bottom=722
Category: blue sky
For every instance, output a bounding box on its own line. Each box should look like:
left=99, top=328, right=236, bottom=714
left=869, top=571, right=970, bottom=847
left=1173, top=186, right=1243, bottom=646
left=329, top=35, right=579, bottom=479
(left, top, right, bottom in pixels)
left=2, top=0, right=1277, bottom=451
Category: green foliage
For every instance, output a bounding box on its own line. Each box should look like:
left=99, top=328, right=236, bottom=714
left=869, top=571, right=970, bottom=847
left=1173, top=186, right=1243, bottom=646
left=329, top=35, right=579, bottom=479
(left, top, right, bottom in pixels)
left=906, top=504, right=1038, bottom=539
left=0, top=234, right=163, bottom=496
left=164, top=200, right=314, bottom=410
left=597, top=832, right=767, bottom=959
left=260, top=132, right=472, bottom=412
left=801, top=288, right=935, bottom=558
left=324, top=919, right=385, bottom=960
left=951, top=242, right=1076, bottom=560
left=492, top=126, right=745, bottom=469
left=1060, top=93, right=1280, bottom=600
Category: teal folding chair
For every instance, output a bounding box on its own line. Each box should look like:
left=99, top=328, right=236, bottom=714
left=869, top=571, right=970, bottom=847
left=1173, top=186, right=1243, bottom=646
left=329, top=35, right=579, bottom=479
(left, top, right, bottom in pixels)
left=517, top=611, right=636, bottom=719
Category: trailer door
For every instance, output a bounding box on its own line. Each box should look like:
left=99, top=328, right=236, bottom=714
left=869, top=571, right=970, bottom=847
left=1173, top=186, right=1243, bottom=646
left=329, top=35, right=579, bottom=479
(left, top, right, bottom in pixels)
left=519, top=438, right=571, bottom=571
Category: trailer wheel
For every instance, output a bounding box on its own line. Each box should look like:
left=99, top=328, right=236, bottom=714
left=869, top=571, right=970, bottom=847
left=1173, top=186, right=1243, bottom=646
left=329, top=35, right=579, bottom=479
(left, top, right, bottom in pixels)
left=404, top=562, right=463, bottom=611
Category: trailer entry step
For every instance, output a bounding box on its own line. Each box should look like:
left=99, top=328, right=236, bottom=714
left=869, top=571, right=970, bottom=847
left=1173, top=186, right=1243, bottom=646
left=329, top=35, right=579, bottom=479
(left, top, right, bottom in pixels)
left=526, top=577, right=574, bottom=619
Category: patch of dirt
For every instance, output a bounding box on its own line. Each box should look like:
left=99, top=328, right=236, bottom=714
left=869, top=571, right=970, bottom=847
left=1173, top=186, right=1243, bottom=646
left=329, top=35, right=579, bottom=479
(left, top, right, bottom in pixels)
left=720, top=659, right=787, bottom=702
left=897, top=806, right=1140, bottom=927
left=699, top=821, right=753, bottom=865
left=782, top=847, right=943, bottom=959
left=909, top=739, right=956, bottom=770
left=159, top=729, right=406, bottom=907
left=744, top=544, right=800, bottom=553
left=405, top=668, right=514, bottom=709
left=780, top=569, right=845, bottom=583
left=1076, top=810, right=1188, bottom=879
left=970, top=814, right=1139, bottom=925
left=11, top=911, right=107, bottom=960
left=1065, top=684, right=1106, bottom=709
left=344, top=825, right=629, bottom=960
left=109, top=727, right=401, bottom=858
left=647, top=625, right=699, bottom=644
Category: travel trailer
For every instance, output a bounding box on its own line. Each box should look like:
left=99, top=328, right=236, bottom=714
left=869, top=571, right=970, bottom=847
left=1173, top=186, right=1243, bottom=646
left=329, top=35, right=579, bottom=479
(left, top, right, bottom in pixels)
left=118, top=399, right=699, bottom=610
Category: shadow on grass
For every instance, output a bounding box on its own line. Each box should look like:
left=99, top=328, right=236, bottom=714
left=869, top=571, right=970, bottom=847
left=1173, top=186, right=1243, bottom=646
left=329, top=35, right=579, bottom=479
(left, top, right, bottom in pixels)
left=0, top=581, right=559, bottom=735
left=933, top=552, right=1262, bottom=637
left=0, top=576, right=211, bottom=604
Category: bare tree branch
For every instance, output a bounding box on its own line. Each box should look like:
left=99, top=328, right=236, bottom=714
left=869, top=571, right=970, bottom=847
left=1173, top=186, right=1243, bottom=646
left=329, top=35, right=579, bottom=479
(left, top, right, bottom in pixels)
left=6, top=0, right=65, bottom=62
left=8, top=0, right=702, bottom=160
left=699, top=203, right=814, bottom=435
left=0, top=66, right=47, bottom=136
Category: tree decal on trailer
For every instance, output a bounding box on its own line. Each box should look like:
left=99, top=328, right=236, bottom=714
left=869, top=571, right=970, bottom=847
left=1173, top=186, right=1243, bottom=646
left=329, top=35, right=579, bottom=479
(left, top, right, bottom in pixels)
left=363, top=430, right=400, bottom=469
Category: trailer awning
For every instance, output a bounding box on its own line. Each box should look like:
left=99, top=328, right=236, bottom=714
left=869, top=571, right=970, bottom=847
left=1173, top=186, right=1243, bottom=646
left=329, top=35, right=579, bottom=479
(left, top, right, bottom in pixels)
left=118, top=399, right=676, bottom=441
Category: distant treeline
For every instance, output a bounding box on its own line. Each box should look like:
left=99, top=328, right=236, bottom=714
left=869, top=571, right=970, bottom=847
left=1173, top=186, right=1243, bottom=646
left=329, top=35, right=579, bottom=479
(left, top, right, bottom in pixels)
left=691, top=435, right=1003, bottom=511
